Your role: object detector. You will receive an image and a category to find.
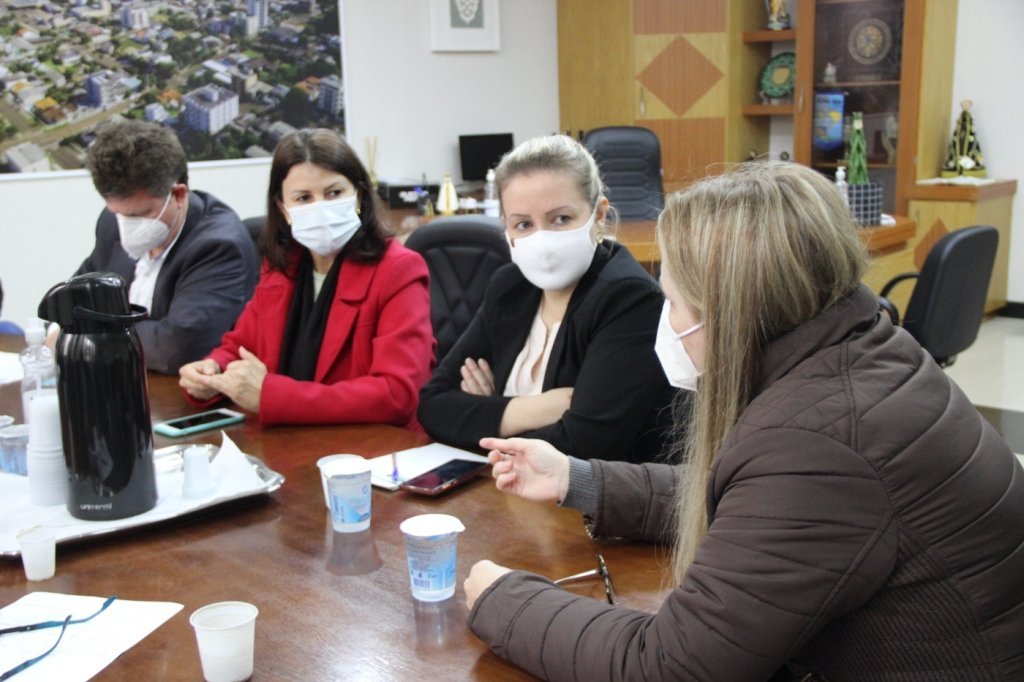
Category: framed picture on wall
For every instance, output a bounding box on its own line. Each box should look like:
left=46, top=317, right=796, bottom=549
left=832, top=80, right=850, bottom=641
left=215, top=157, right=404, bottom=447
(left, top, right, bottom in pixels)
left=0, top=0, right=345, bottom=174
left=430, top=0, right=501, bottom=52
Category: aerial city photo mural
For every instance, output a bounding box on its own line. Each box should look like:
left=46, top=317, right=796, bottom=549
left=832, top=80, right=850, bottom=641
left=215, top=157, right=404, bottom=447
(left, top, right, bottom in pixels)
left=0, top=0, right=344, bottom=173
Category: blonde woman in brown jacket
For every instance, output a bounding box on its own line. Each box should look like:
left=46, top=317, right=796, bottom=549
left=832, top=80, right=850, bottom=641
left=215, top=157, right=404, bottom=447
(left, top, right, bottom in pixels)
left=464, top=162, right=1024, bottom=680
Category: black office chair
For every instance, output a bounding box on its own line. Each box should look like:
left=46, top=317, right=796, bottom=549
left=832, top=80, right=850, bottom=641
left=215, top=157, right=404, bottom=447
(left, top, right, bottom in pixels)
left=0, top=278, right=22, bottom=335
left=404, top=215, right=510, bottom=362
left=243, top=215, right=264, bottom=244
left=878, top=225, right=998, bottom=368
left=582, top=126, right=665, bottom=220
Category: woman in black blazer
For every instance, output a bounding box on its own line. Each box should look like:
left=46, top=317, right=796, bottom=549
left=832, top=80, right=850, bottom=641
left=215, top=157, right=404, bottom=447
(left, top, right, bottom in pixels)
left=418, top=135, right=682, bottom=463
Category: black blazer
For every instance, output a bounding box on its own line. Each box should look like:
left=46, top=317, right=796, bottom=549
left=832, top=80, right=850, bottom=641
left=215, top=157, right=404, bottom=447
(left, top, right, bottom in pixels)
left=418, top=241, right=682, bottom=463
left=75, top=190, right=259, bottom=374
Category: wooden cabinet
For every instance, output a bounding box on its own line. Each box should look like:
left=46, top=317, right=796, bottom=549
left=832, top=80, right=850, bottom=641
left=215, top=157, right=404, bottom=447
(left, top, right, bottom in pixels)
left=789, top=0, right=958, bottom=216
left=558, top=0, right=956, bottom=208
left=557, top=0, right=766, bottom=193
left=905, top=181, right=1018, bottom=314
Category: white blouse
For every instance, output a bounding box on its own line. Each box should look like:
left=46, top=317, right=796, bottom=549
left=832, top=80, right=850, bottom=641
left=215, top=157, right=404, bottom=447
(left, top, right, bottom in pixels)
left=503, top=307, right=561, bottom=397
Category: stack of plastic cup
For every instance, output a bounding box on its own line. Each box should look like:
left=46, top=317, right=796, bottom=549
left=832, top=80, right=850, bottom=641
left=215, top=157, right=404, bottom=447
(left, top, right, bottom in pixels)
left=27, top=394, right=67, bottom=506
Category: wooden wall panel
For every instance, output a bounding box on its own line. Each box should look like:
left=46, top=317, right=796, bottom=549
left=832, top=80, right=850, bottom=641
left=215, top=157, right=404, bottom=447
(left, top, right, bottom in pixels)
left=644, top=118, right=725, bottom=188
left=634, top=0, right=726, bottom=34
left=914, top=0, right=958, bottom=181
left=636, top=36, right=724, bottom=117
left=557, top=0, right=633, bottom=133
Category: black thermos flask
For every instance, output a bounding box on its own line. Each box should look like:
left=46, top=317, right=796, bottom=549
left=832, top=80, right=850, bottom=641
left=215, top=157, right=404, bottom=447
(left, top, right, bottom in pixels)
left=38, top=272, right=157, bottom=520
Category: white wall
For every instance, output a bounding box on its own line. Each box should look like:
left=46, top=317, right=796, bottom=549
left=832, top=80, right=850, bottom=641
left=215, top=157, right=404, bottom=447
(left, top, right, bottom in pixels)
left=950, top=0, right=1024, bottom=302
left=0, top=0, right=559, bottom=326
left=342, top=0, right=559, bottom=182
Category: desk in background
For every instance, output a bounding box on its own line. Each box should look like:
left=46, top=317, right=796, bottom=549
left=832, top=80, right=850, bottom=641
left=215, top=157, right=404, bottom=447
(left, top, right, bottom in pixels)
left=0, top=348, right=667, bottom=679
left=391, top=204, right=921, bottom=276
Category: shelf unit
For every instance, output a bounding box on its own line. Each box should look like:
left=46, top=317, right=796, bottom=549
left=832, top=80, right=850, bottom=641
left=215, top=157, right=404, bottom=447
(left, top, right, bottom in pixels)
left=740, top=25, right=798, bottom=120
left=792, top=0, right=958, bottom=215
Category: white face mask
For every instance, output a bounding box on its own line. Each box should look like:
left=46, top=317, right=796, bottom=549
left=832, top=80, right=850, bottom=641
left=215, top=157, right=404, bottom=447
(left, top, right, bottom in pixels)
left=654, top=300, right=703, bottom=391
left=286, top=195, right=362, bottom=257
left=116, top=193, right=173, bottom=260
left=507, top=211, right=597, bottom=291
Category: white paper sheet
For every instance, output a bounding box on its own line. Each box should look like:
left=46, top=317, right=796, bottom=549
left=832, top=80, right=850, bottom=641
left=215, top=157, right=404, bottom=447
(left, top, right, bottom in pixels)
left=0, top=592, right=182, bottom=682
left=0, top=432, right=268, bottom=555
left=368, top=442, right=487, bottom=491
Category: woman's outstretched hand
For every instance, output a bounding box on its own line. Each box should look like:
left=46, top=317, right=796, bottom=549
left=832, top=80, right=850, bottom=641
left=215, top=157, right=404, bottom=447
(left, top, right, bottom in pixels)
left=479, top=436, right=570, bottom=503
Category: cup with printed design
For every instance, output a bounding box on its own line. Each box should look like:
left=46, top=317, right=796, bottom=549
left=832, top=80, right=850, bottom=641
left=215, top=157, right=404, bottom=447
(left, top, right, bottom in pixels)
left=400, top=514, right=466, bottom=602
left=323, top=456, right=372, bottom=532
left=0, top=423, right=30, bottom=476
left=315, top=454, right=362, bottom=508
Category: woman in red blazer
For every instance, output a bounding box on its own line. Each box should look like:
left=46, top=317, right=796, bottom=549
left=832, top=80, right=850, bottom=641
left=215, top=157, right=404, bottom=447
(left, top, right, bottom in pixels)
left=179, top=129, right=434, bottom=427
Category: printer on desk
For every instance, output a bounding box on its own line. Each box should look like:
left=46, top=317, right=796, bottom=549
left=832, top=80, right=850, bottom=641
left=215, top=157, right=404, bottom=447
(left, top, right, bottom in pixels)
left=377, top=180, right=440, bottom=209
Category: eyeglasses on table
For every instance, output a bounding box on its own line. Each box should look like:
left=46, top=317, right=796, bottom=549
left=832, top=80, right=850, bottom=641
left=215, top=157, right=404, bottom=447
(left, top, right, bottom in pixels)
left=553, top=553, right=617, bottom=605
left=0, top=595, right=116, bottom=681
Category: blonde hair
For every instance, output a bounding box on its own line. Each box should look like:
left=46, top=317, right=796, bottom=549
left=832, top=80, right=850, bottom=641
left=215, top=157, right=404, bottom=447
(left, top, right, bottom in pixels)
left=658, top=161, right=868, bottom=583
left=494, top=134, right=616, bottom=237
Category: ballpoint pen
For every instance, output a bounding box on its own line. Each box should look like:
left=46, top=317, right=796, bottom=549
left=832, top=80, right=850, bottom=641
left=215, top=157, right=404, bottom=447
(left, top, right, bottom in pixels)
left=391, top=452, right=399, bottom=482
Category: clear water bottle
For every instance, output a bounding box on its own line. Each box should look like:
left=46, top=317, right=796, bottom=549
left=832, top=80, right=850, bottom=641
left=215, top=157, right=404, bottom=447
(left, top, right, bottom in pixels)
left=835, top=166, right=849, bottom=206
left=20, top=318, right=57, bottom=423
left=482, top=168, right=499, bottom=218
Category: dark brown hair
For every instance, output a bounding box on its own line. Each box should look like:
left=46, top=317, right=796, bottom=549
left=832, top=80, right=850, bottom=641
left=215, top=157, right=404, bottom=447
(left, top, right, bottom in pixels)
left=259, top=128, right=390, bottom=272
left=85, top=120, right=188, bottom=198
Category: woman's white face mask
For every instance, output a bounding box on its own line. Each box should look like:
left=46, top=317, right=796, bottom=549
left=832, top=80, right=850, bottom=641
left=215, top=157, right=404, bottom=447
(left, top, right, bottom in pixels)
left=654, top=300, right=703, bottom=391
left=286, top=195, right=362, bottom=257
left=507, top=210, right=597, bottom=291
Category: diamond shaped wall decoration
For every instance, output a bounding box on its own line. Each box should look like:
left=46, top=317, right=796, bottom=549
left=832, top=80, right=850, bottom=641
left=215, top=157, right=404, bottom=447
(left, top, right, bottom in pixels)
left=637, top=36, right=723, bottom=118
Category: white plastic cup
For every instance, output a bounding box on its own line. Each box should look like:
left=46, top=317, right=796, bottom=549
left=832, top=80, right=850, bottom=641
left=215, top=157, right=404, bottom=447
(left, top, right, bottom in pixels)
left=190, top=601, right=259, bottom=682
left=27, top=393, right=62, bottom=451
left=324, top=457, right=372, bottom=532
left=400, top=514, right=466, bottom=602
left=0, top=424, right=30, bottom=476
left=27, top=447, right=67, bottom=506
left=316, top=454, right=362, bottom=508
left=17, top=526, right=56, bottom=581
left=183, top=445, right=216, bottom=498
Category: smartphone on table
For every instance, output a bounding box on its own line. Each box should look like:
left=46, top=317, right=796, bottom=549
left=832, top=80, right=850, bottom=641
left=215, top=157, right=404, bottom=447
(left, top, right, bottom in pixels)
left=399, top=459, right=489, bottom=496
left=153, top=408, right=245, bottom=438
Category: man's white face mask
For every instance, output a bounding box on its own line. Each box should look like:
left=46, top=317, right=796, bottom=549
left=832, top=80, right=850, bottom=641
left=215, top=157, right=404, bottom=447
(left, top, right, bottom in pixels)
left=116, top=193, right=174, bottom=259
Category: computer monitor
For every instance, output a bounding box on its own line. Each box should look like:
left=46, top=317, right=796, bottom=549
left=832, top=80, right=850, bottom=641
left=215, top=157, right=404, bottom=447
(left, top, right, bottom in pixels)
left=459, top=133, right=514, bottom=182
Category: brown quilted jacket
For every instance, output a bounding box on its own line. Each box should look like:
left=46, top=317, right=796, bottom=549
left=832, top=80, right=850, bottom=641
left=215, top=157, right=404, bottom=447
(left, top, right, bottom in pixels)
left=469, top=285, right=1024, bottom=680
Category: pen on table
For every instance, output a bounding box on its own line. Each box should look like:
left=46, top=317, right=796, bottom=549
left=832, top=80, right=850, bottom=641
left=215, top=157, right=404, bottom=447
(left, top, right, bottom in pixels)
left=391, top=452, right=399, bottom=482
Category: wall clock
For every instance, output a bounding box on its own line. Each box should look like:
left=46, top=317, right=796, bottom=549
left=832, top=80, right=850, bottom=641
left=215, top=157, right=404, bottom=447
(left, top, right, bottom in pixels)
left=848, top=18, right=892, bottom=66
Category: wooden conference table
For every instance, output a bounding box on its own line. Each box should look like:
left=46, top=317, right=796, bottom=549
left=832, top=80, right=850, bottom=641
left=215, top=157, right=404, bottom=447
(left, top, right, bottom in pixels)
left=0, top=342, right=667, bottom=679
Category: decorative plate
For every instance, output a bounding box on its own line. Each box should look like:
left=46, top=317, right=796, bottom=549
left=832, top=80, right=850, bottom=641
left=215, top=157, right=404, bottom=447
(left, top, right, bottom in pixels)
left=848, top=17, right=893, bottom=66
left=760, top=52, right=796, bottom=99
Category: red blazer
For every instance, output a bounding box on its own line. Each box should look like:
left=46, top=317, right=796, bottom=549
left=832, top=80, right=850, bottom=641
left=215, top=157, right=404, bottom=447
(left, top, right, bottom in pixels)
left=204, top=240, right=434, bottom=427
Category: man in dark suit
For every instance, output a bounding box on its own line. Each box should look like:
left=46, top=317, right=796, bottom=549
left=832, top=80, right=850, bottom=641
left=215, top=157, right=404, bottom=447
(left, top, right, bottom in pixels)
left=70, top=120, right=259, bottom=374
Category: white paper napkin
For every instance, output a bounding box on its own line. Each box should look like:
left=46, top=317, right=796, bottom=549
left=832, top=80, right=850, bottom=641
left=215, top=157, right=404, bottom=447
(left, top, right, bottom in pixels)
left=0, top=592, right=182, bottom=682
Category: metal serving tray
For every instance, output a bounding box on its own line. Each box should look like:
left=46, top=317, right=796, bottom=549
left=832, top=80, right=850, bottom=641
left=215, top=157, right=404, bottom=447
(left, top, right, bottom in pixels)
left=0, top=444, right=284, bottom=559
